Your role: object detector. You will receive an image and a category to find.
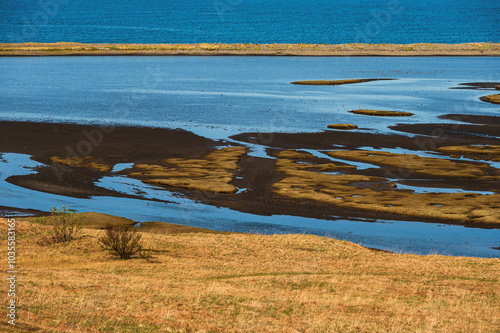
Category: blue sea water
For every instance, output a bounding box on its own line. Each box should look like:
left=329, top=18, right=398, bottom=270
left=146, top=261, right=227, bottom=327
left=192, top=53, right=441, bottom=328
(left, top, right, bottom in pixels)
left=1, top=56, right=499, bottom=140
left=0, top=0, right=498, bottom=44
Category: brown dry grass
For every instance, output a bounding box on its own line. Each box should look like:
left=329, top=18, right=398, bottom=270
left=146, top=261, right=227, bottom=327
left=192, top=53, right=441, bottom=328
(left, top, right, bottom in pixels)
left=0, top=217, right=499, bottom=333
left=1, top=42, right=500, bottom=56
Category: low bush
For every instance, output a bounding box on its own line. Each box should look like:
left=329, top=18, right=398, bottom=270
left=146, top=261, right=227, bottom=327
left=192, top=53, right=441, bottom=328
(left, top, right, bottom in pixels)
left=35, top=206, right=86, bottom=244
left=99, top=225, right=143, bottom=259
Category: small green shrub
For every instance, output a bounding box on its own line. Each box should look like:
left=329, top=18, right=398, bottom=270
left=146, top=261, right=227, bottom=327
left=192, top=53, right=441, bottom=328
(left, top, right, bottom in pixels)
left=99, top=225, right=143, bottom=259
left=35, top=206, right=86, bottom=244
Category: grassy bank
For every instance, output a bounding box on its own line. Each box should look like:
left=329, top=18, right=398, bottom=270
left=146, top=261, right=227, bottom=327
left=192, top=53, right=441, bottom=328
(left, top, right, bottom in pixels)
left=1, top=42, right=500, bottom=56
left=1, top=214, right=498, bottom=332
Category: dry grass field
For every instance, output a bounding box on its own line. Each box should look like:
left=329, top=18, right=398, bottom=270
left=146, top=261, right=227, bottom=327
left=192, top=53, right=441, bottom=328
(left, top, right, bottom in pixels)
left=0, top=215, right=499, bottom=332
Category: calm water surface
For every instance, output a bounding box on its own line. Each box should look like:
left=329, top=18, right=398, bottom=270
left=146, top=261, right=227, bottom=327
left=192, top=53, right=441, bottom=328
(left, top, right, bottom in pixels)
left=1, top=56, right=499, bottom=140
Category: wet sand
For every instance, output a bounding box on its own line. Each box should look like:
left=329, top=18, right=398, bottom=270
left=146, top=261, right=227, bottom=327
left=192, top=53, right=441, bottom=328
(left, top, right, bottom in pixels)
left=1, top=117, right=499, bottom=229
left=1, top=42, right=500, bottom=56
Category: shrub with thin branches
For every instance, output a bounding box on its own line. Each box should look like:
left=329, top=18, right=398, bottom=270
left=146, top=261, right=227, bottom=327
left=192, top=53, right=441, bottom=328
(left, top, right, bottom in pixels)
left=99, top=225, right=143, bottom=259
left=35, top=206, right=86, bottom=244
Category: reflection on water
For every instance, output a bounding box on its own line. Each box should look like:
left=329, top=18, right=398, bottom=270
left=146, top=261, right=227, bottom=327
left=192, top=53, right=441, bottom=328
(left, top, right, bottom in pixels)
left=0, top=56, right=499, bottom=140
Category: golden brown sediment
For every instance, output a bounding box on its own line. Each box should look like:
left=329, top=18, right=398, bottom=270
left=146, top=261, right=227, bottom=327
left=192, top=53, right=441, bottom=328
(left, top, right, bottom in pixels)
left=350, top=109, right=414, bottom=117
left=50, top=156, right=112, bottom=172
left=276, top=157, right=357, bottom=173
left=327, top=124, right=359, bottom=130
left=273, top=156, right=500, bottom=224
left=128, top=147, right=248, bottom=194
left=276, top=150, right=357, bottom=172
left=437, top=145, right=500, bottom=162
left=480, top=94, right=500, bottom=104
left=1, top=42, right=500, bottom=56
left=326, top=150, right=499, bottom=179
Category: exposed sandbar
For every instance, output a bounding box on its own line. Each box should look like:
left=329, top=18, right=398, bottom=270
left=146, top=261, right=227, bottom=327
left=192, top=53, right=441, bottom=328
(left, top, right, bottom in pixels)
left=451, top=82, right=500, bottom=90
left=327, top=124, right=359, bottom=130
left=350, top=109, right=414, bottom=117
left=1, top=42, right=500, bottom=56
left=480, top=94, right=500, bottom=104
left=291, top=79, right=394, bottom=85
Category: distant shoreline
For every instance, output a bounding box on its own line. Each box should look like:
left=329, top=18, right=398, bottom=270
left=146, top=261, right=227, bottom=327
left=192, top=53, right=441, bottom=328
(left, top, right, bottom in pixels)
left=1, top=42, right=500, bottom=56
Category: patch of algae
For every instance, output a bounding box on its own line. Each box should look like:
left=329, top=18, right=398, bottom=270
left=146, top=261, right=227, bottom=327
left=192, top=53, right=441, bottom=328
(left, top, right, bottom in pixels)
left=437, top=145, right=500, bottom=162
left=128, top=147, right=248, bottom=194
left=349, top=109, right=414, bottom=117
left=50, top=156, right=112, bottom=172
left=277, top=149, right=317, bottom=159
left=276, top=150, right=356, bottom=172
left=327, top=150, right=499, bottom=179
left=327, top=124, right=358, bottom=130
left=273, top=157, right=500, bottom=224
left=276, top=158, right=357, bottom=173
left=479, top=94, right=500, bottom=104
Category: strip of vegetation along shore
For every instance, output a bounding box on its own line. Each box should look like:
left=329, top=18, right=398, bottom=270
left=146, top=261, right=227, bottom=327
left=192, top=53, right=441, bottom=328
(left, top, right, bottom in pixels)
left=1, top=42, right=500, bottom=56
left=0, top=214, right=498, bottom=332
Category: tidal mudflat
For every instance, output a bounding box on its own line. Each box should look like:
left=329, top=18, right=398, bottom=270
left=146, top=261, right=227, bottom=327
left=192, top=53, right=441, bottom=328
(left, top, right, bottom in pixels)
left=0, top=56, right=499, bottom=257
